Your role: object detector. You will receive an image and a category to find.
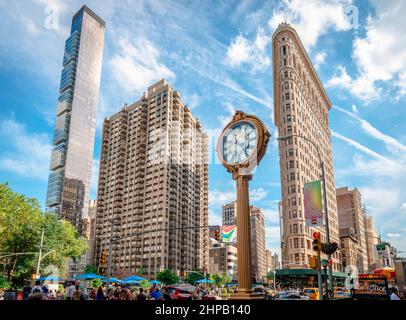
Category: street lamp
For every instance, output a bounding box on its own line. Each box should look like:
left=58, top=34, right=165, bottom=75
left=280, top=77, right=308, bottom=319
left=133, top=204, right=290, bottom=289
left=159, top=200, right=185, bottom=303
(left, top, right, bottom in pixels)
left=277, top=134, right=334, bottom=294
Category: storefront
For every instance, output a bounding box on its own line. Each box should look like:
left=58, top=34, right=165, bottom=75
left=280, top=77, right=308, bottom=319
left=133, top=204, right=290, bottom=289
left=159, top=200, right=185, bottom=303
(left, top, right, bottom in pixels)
left=275, top=269, right=347, bottom=289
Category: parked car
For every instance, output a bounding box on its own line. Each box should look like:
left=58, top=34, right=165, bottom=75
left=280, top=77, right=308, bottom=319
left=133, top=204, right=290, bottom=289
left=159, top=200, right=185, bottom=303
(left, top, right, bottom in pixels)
left=303, top=287, right=320, bottom=300
left=333, top=288, right=351, bottom=300
left=273, top=291, right=310, bottom=300
left=163, top=286, right=193, bottom=300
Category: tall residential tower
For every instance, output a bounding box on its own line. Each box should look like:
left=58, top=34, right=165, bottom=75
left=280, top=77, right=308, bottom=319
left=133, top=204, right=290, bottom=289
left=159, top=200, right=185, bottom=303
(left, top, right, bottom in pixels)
left=45, top=6, right=105, bottom=233
left=272, top=23, right=341, bottom=271
left=94, top=80, right=209, bottom=278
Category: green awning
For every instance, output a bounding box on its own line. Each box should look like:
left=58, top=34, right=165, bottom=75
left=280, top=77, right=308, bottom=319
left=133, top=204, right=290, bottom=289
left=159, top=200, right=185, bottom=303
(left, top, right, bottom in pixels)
left=275, top=269, right=347, bottom=278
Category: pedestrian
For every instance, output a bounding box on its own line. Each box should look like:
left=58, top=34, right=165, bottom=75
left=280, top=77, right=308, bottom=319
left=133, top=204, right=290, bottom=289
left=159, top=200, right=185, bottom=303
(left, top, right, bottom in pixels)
left=149, top=287, right=161, bottom=300
left=390, top=287, right=401, bottom=300
left=137, top=288, right=147, bottom=301
left=31, top=280, right=44, bottom=294
left=162, top=287, right=172, bottom=300
left=66, top=281, right=77, bottom=300
left=72, top=283, right=84, bottom=300
left=192, top=287, right=202, bottom=300
left=96, top=286, right=105, bottom=300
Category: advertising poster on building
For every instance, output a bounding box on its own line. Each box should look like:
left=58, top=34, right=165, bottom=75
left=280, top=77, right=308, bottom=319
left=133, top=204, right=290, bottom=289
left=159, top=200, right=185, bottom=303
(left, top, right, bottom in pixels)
left=304, top=180, right=323, bottom=227
left=222, top=225, right=237, bottom=243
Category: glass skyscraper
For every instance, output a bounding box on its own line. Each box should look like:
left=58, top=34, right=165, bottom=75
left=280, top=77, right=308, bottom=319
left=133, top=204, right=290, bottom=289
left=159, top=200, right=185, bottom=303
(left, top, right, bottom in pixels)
left=46, top=6, right=105, bottom=233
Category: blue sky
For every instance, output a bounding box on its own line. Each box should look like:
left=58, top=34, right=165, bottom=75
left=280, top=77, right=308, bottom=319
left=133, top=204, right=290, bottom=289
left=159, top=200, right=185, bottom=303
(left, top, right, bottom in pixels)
left=0, top=0, right=405, bottom=256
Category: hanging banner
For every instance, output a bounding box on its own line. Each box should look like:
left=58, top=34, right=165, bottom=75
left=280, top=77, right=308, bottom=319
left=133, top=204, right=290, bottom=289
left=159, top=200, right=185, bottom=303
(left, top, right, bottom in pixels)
left=304, top=180, right=323, bottom=227
left=222, top=225, right=237, bottom=243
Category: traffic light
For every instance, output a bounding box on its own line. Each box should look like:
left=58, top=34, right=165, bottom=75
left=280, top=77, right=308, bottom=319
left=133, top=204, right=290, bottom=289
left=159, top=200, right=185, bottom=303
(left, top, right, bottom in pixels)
left=321, top=242, right=339, bottom=255
left=101, top=251, right=107, bottom=265
left=214, top=229, right=221, bottom=241
left=312, top=231, right=321, bottom=252
left=309, top=256, right=318, bottom=269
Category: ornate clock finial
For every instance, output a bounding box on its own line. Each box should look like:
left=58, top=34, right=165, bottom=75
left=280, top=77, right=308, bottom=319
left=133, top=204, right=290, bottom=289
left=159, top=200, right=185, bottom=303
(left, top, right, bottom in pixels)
left=232, top=110, right=246, bottom=122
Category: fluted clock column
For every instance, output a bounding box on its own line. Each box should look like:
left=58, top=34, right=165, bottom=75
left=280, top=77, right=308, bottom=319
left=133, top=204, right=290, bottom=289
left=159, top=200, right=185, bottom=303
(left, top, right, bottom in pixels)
left=235, top=174, right=253, bottom=294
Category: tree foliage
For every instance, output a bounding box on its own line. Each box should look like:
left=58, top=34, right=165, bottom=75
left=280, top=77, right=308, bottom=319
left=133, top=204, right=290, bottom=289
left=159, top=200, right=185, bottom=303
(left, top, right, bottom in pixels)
left=156, top=268, right=179, bottom=285
left=0, top=183, right=88, bottom=288
left=209, top=273, right=232, bottom=286
left=185, top=269, right=204, bottom=285
left=84, top=265, right=98, bottom=274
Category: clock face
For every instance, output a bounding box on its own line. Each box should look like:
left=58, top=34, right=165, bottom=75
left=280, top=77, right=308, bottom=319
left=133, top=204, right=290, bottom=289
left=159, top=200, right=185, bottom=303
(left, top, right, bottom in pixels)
left=222, top=121, right=258, bottom=164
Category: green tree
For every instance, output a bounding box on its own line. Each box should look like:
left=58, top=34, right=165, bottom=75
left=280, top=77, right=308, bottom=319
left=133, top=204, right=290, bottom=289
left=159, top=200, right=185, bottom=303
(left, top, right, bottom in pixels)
left=209, top=273, right=231, bottom=287
left=84, top=265, right=98, bottom=274
left=90, top=278, right=102, bottom=289
left=156, top=268, right=179, bottom=285
left=139, top=279, right=150, bottom=290
left=185, top=269, right=204, bottom=285
left=209, top=273, right=223, bottom=286
left=0, top=183, right=88, bottom=288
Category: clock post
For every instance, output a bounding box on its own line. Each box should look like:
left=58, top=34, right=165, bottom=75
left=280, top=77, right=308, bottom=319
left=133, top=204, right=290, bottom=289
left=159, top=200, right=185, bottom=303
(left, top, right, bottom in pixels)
left=217, top=111, right=270, bottom=299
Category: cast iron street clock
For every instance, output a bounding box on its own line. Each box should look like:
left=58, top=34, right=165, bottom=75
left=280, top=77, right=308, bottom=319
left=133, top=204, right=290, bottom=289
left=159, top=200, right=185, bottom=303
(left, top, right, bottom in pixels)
left=217, top=111, right=270, bottom=299
left=218, top=111, right=269, bottom=176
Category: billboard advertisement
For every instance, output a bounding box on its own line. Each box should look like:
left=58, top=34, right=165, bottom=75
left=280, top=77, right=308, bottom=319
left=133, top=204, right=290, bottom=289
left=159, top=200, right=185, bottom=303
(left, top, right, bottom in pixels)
left=222, top=225, right=237, bottom=243
left=352, top=274, right=390, bottom=300
left=303, top=180, right=323, bottom=227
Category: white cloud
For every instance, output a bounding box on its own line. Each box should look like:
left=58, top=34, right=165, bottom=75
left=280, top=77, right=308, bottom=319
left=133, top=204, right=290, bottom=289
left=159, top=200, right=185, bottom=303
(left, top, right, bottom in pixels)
left=314, top=51, right=327, bottom=69
left=250, top=188, right=268, bottom=201
left=268, top=0, right=352, bottom=50
left=329, top=0, right=406, bottom=101
left=327, top=65, right=379, bottom=101
left=209, top=210, right=222, bottom=226
left=387, top=233, right=401, bottom=238
left=331, top=130, right=400, bottom=168
left=0, top=119, right=51, bottom=180
left=265, top=226, right=281, bottom=255
left=400, top=203, right=406, bottom=211
left=333, top=105, right=406, bottom=154
left=226, top=27, right=271, bottom=70
left=351, top=104, right=358, bottom=114
left=110, top=37, right=175, bottom=94
left=209, top=189, right=235, bottom=207
left=263, top=208, right=280, bottom=224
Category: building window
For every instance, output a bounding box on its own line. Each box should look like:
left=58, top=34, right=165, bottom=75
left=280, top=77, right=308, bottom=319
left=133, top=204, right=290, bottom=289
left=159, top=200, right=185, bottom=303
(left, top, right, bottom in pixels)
left=292, top=210, right=297, bottom=218
left=285, top=93, right=290, bottom=100
left=293, top=224, right=298, bottom=233
left=284, top=71, right=288, bottom=79
left=282, top=45, right=287, bottom=56
left=289, top=172, right=295, bottom=181
left=294, top=238, right=299, bottom=249
left=289, top=160, right=294, bottom=169
left=288, top=148, right=294, bottom=157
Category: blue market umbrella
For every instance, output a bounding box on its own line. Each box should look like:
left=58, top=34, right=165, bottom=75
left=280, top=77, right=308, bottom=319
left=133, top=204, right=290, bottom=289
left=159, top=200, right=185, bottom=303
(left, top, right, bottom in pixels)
left=149, top=280, right=161, bottom=285
left=121, top=279, right=140, bottom=285
left=75, top=273, right=104, bottom=280
left=194, top=278, right=214, bottom=284
left=102, top=277, right=122, bottom=284
left=122, top=275, right=146, bottom=282
left=37, top=276, right=64, bottom=281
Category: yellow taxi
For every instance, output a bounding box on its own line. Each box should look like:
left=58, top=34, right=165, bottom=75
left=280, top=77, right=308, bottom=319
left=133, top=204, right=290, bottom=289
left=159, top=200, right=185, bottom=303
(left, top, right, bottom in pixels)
left=303, top=287, right=320, bottom=300
left=333, top=287, right=351, bottom=299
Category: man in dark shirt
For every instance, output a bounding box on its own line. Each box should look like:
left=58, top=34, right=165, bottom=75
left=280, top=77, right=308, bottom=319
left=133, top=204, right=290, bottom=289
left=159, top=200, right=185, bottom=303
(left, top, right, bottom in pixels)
left=136, top=288, right=147, bottom=301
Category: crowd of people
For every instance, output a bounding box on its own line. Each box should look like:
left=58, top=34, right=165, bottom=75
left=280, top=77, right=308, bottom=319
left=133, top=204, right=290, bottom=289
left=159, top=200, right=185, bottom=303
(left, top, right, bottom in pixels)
left=1, top=280, right=235, bottom=301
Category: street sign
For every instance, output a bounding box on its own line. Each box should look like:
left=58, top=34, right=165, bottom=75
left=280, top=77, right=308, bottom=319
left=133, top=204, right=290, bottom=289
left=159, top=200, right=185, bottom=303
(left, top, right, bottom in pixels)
left=321, top=259, right=329, bottom=267
left=376, top=244, right=386, bottom=251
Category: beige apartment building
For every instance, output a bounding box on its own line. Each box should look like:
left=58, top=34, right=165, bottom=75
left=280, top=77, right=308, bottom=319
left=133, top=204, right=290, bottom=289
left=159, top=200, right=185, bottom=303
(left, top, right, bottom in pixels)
left=222, top=201, right=237, bottom=226
left=94, top=79, right=209, bottom=278
left=364, top=215, right=379, bottom=271
left=272, top=23, right=341, bottom=271
left=336, top=187, right=368, bottom=273
left=208, top=239, right=237, bottom=279
left=250, top=206, right=267, bottom=280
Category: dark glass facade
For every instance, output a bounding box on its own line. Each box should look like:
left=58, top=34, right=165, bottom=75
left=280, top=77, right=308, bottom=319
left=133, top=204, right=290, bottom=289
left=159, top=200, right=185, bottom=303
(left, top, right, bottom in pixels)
left=46, top=6, right=105, bottom=233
